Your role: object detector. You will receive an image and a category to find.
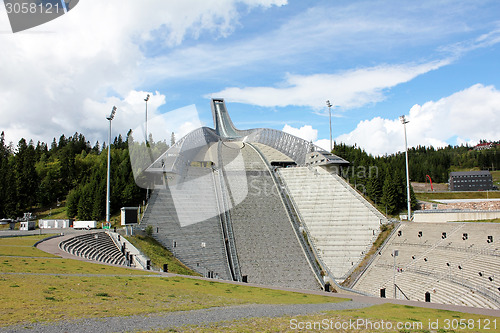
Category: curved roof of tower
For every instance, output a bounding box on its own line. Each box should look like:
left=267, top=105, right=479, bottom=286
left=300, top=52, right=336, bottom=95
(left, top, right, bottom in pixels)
left=146, top=98, right=348, bottom=176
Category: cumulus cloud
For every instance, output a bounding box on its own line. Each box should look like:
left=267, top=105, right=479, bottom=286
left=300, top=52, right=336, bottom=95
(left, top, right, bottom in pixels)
left=0, top=0, right=286, bottom=145
left=313, top=139, right=331, bottom=152
left=282, top=124, right=333, bottom=151
left=208, top=60, right=450, bottom=110
left=337, top=84, right=500, bottom=156
left=282, top=124, right=317, bottom=142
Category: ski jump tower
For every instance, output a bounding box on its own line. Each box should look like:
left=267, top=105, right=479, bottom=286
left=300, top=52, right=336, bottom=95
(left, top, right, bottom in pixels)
left=141, top=99, right=385, bottom=289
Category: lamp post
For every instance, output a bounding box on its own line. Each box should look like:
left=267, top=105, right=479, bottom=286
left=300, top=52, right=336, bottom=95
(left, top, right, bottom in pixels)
left=144, top=94, right=150, bottom=202
left=326, top=100, right=333, bottom=152
left=400, top=115, right=411, bottom=220
left=144, top=94, right=150, bottom=145
left=106, top=106, right=117, bottom=226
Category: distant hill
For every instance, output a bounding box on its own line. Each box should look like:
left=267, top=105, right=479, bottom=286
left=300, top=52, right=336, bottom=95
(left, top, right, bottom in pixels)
left=333, top=142, right=499, bottom=215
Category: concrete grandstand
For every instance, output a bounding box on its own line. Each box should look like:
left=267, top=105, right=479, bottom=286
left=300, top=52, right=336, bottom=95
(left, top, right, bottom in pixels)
left=139, top=98, right=388, bottom=290
left=351, top=222, right=500, bottom=309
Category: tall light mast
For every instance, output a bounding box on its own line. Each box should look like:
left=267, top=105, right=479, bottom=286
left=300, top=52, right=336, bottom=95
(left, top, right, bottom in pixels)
left=106, top=106, right=117, bottom=225
left=326, top=100, right=333, bottom=152
left=400, top=115, right=411, bottom=220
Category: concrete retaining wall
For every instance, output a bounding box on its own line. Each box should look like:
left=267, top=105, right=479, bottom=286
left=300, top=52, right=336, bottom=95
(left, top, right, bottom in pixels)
left=413, top=210, right=500, bottom=223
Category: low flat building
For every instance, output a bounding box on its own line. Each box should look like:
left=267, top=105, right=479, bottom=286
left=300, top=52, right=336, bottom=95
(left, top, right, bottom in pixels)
left=305, top=150, right=349, bottom=174
left=448, top=170, right=494, bottom=191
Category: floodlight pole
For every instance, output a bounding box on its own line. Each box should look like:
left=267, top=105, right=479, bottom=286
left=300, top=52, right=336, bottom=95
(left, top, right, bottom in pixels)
left=326, top=100, right=333, bottom=152
left=144, top=94, right=150, bottom=202
left=400, top=115, right=411, bottom=220
left=144, top=94, right=150, bottom=145
left=106, top=106, right=117, bottom=226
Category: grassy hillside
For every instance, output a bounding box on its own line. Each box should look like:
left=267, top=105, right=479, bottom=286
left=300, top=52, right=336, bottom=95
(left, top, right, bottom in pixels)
left=0, top=235, right=343, bottom=327
left=126, top=235, right=198, bottom=276
left=492, top=170, right=500, bottom=187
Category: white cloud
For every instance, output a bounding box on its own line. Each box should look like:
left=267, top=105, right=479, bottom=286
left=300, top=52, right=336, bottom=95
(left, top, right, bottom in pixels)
left=282, top=124, right=333, bottom=152
left=0, top=0, right=286, bottom=145
left=337, top=84, right=500, bottom=156
left=208, top=61, right=450, bottom=109
left=282, top=124, right=317, bottom=142
left=314, top=139, right=331, bottom=152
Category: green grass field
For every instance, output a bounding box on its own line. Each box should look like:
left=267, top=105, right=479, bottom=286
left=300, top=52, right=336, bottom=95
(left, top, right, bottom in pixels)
left=126, top=235, right=199, bottom=276
left=1, top=235, right=498, bottom=331
left=492, top=170, right=500, bottom=187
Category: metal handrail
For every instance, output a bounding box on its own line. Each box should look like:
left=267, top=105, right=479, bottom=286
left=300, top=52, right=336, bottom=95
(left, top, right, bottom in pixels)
left=395, top=283, right=410, bottom=300
left=210, top=168, right=233, bottom=280
left=108, top=231, right=150, bottom=270
left=139, top=195, right=152, bottom=224
left=216, top=140, right=242, bottom=281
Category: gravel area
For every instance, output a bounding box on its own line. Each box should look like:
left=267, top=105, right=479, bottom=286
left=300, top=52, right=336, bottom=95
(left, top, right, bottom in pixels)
left=0, top=301, right=372, bottom=333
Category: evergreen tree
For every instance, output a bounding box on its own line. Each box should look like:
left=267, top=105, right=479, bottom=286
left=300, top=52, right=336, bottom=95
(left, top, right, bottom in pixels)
left=382, top=170, right=398, bottom=215
left=0, top=132, right=13, bottom=217
left=14, top=139, right=39, bottom=214
left=410, top=183, right=418, bottom=211
left=92, top=141, right=100, bottom=154
left=367, top=173, right=383, bottom=205
left=66, top=187, right=80, bottom=218
left=77, top=182, right=93, bottom=220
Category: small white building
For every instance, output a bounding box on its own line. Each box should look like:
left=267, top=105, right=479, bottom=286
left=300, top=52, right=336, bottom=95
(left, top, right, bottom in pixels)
left=20, top=221, right=36, bottom=231
left=73, top=221, right=97, bottom=229
left=38, top=219, right=72, bottom=229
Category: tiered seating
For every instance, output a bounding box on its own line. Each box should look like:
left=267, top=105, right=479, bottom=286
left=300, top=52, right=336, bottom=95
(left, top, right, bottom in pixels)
left=353, top=222, right=500, bottom=309
left=278, top=166, right=385, bottom=280
left=142, top=166, right=232, bottom=280
left=221, top=142, right=320, bottom=290
left=59, top=232, right=126, bottom=265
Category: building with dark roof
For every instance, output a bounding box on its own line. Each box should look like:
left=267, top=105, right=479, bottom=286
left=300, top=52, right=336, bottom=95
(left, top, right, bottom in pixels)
left=449, top=170, right=494, bottom=191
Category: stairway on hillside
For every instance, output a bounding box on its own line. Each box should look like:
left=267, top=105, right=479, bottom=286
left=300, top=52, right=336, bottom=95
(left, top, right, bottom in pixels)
left=221, top=143, right=320, bottom=290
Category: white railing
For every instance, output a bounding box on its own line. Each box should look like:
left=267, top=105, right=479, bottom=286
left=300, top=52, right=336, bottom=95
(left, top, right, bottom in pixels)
left=108, top=231, right=151, bottom=271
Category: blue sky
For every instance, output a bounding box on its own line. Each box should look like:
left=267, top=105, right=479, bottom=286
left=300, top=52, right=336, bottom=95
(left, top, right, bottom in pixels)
left=1, top=0, right=499, bottom=155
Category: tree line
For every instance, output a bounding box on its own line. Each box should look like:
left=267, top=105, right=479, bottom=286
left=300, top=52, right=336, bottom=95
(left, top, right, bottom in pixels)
left=333, top=142, right=499, bottom=215
left=0, top=131, right=161, bottom=220
left=1, top=128, right=497, bottom=219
